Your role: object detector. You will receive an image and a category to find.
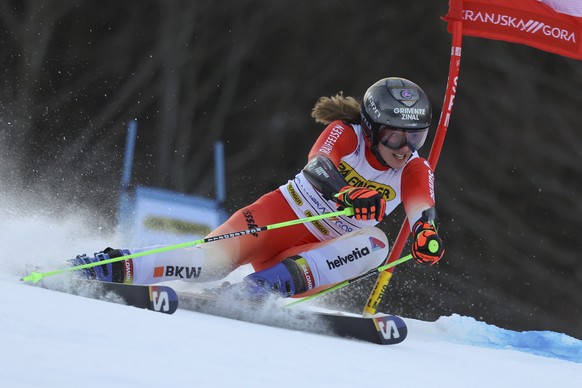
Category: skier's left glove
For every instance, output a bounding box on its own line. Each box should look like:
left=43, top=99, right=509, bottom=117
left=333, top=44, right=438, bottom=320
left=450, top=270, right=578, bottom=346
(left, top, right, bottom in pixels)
left=411, top=219, right=444, bottom=265
left=334, top=185, right=386, bottom=221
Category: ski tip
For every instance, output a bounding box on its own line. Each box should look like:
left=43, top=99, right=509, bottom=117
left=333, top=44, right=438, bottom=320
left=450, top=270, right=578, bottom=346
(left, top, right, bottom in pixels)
left=149, top=286, right=179, bottom=314
left=373, top=315, right=408, bottom=345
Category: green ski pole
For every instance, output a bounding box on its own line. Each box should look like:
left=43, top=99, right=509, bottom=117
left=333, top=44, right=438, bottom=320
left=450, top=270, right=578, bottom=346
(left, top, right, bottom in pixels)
left=21, top=208, right=354, bottom=284
left=284, top=254, right=413, bottom=308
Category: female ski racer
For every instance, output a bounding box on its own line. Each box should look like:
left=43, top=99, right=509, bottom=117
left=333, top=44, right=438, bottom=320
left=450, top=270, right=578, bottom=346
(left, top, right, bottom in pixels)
left=73, top=77, right=444, bottom=298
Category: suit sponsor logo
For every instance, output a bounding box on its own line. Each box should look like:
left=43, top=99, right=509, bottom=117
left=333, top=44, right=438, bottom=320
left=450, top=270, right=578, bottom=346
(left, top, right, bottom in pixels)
left=428, top=168, right=435, bottom=201
left=338, top=161, right=396, bottom=201
left=123, top=259, right=134, bottom=284
left=287, top=183, right=303, bottom=206
left=305, top=189, right=329, bottom=215
left=243, top=210, right=259, bottom=237
left=304, top=210, right=329, bottom=235
left=326, top=246, right=370, bottom=270
left=333, top=218, right=354, bottom=233
left=318, top=123, right=345, bottom=155
left=295, top=257, right=314, bottom=290
left=369, top=237, right=386, bottom=251
left=153, top=266, right=202, bottom=279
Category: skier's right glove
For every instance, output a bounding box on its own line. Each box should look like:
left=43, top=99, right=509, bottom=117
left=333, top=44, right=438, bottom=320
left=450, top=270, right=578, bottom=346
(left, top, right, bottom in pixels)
left=334, top=185, right=386, bottom=221
left=411, top=219, right=444, bottom=265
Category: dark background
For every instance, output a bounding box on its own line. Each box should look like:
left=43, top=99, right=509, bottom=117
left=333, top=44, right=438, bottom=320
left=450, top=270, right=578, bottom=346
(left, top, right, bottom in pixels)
left=1, top=1, right=580, bottom=338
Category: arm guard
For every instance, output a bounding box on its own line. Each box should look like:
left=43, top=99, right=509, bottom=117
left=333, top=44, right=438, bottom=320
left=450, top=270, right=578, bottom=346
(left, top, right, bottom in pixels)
left=303, top=155, right=349, bottom=201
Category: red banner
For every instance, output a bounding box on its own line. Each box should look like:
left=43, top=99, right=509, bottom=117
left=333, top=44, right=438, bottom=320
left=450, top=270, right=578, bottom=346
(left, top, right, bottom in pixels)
left=444, top=0, right=582, bottom=61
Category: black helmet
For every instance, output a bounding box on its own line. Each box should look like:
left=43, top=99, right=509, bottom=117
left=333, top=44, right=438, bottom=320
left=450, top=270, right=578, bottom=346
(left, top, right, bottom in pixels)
left=360, top=77, right=432, bottom=157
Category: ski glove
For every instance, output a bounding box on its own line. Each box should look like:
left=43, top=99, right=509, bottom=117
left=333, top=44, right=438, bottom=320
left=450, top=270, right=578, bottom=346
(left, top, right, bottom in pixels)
left=334, top=185, right=386, bottom=221
left=411, top=219, right=444, bottom=265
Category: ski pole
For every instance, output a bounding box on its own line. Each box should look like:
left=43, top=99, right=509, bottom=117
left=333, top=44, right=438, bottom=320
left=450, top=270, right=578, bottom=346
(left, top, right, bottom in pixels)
left=21, top=208, right=355, bottom=284
left=283, top=254, right=413, bottom=308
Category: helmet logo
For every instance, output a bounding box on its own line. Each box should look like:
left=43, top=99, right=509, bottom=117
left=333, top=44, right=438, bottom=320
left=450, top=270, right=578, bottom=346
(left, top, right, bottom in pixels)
left=400, top=89, right=413, bottom=99
left=367, top=95, right=382, bottom=118
left=393, top=107, right=426, bottom=122
left=390, top=87, right=419, bottom=107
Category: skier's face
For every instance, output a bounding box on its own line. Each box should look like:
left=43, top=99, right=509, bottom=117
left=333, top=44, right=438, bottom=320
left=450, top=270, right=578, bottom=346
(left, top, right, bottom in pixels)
left=375, top=126, right=426, bottom=168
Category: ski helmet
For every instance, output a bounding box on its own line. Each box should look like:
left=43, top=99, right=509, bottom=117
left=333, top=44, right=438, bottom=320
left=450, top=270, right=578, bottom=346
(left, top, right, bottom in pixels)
left=360, top=77, right=432, bottom=160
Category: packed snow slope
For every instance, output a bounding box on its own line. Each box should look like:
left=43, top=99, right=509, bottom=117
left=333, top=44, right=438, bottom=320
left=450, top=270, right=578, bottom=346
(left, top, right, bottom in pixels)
left=1, top=193, right=581, bottom=388
left=1, top=277, right=581, bottom=388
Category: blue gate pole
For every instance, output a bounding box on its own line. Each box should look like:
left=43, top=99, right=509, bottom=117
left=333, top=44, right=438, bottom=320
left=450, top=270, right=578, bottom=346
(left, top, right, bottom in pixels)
left=118, top=119, right=138, bottom=232
left=214, top=141, right=226, bottom=204
left=121, top=119, right=138, bottom=190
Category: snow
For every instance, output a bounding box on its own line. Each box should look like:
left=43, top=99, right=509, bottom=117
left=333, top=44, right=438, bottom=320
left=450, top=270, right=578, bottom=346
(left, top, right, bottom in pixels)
left=1, top=194, right=581, bottom=388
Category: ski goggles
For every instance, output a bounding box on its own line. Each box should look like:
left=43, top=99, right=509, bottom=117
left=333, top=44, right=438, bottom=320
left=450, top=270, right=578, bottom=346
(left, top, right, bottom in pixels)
left=378, top=125, right=429, bottom=152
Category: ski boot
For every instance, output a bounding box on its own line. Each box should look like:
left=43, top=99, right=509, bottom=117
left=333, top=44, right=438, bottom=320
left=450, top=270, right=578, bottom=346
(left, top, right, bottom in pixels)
left=69, top=247, right=130, bottom=283
left=242, top=255, right=309, bottom=298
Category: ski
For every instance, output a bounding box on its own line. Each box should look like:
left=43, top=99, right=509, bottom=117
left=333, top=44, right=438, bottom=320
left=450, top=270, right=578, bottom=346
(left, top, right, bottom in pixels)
left=317, top=313, right=407, bottom=345
left=49, top=280, right=179, bottom=314
left=176, top=290, right=407, bottom=345
left=40, top=280, right=406, bottom=343
left=92, top=281, right=179, bottom=314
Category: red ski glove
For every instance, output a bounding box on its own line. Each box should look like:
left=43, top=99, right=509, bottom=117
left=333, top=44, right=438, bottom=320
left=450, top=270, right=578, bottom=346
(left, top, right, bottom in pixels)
left=411, top=219, right=444, bottom=265
left=334, top=185, right=386, bottom=221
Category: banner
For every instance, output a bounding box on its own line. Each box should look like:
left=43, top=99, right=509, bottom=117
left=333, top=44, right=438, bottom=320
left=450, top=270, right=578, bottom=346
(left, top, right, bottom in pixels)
left=445, top=0, right=582, bottom=60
